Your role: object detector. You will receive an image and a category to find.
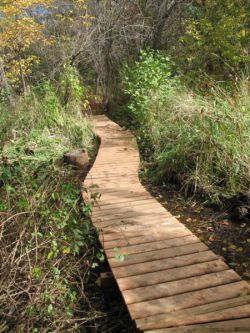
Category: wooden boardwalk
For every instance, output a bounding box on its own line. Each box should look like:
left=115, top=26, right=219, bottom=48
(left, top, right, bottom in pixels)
left=84, top=115, right=250, bottom=332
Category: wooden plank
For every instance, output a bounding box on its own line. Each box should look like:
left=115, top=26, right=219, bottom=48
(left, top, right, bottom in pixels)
left=147, top=326, right=250, bottom=333
left=92, top=206, right=169, bottom=222
left=85, top=185, right=145, bottom=194
left=93, top=212, right=170, bottom=225
left=95, top=148, right=138, bottom=154
left=142, top=303, right=250, bottom=330
left=90, top=159, right=139, bottom=165
left=145, top=318, right=250, bottom=332
left=91, top=195, right=154, bottom=207
left=101, top=226, right=191, bottom=247
left=128, top=281, right=250, bottom=319
left=109, top=242, right=208, bottom=268
left=89, top=163, right=138, bottom=168
left=101, top=223, right=187, bottom=242
left=89, top=165, right=139, bottom=171
left=96, top=146, right=137, bottom=151
left=90, top=198, right=158, bottom=210
left=100, top=219, right=178, bottom=234
left=88, top=162, right=138, bottom=168
left=86, top=173, right=138, bottom=179
left=123, top=270, right=241, bottom=304
left=117, top=260, right=228, bottom=291
left=106, top=234, right=199, bottom=258
left=85, top=116, right=250, bottom=333
left=87, top=173, right=138, bottom=179
left=94, top=215, right=178, bottom=229
left=137, top=295, right=250, bottom=330
left=85, top=178, right=139, bottom=187
left=92, top=201, right=168, bottom=216
left=85, top=180, right=140, bottom=188
left=112, top=251, right=218, bottom=278
left=102, top=232, right=193, bottom=251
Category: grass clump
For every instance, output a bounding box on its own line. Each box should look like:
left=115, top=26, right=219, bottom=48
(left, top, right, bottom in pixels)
left=123, top=50, right=250, bottom=203
left=0, top=79, right=106, bottom=332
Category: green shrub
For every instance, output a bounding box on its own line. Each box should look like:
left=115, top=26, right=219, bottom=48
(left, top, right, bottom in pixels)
left=0, top=80, right=99, bottom=331
left=123, top=50, right=250, bottom=202
left=122, top=49, right=178, bottom=157
left=180, top=0, right=249, bottom=82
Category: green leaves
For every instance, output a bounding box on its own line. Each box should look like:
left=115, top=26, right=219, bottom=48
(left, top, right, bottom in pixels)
left=122, top=46, right=250, bottom=203
left=114, top=247, right=128, bottom=263
left=122, top=49, right=178, bottom=158
left=0, top=77, right=97, bottom=331
left=181, top=0, right=249, bottom=80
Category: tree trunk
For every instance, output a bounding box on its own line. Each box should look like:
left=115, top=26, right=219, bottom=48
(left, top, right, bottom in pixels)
left=152, top=0, right=179, bottom=49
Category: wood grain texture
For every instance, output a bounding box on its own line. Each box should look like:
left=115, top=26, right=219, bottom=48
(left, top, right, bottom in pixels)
left=83, top=115, right=250, bottom=332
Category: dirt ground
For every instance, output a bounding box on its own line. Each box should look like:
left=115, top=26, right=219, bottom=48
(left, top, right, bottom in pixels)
left=143, top=181, right=250, bottom=282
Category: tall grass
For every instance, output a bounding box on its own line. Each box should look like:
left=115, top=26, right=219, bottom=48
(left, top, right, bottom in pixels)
left=123, top=50, right=250, bottom=202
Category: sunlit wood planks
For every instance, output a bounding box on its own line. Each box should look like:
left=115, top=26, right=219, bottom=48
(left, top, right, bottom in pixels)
left=84, top=115, right=250, bottom=332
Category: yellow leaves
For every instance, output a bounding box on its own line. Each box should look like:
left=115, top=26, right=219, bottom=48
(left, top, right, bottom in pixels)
left=1, top=18, right=44, bottom=50
left=239, top=29, right=246, bottom=37
left=0, top=0, right=53, bottom=87
left=54, top=0, right=91, bottom=27
left=6, top=56, right=40, bottom=83
left=74, top=0, right=87, bottom=9
left=0, top=0, right=53, bottom=13
left=62, top=247, right=71, bottom=254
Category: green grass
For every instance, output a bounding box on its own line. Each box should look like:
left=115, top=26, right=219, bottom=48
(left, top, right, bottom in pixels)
left=0, top=80, right=107, bottom=332
left=123, top=50, right=250, bottom=203
left=150, top=80, right=250, bottom=201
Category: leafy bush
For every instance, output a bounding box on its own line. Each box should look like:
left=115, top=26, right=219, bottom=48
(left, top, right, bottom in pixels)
left=59, top=64, right=90, bottom=111
left=123, top=50, right=250, bottom=202
left=180, top=0, right=249, bottom=80
left=122, top=49, right=178, bottom=157
left=0, top=80, right=101, bottom=332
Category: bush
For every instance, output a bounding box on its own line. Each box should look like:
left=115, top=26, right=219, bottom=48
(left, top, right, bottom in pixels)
left=0, top=79, right=101, bottom=332
left=123, top=50, right=250, bottom=202
left=180, top=1, right=249, bottom=82
left=122, top=49, right=178, bottom=157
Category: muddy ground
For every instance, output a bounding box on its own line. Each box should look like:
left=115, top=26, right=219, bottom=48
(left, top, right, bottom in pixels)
left=143, top=181, right=250, bottom=282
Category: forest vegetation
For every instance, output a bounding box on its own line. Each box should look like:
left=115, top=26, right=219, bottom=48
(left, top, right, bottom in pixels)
left=0, top=0, right=249, bottom=332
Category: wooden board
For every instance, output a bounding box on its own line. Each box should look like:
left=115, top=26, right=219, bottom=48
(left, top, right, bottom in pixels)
left=146, top=318, right=250, bottom=332
left=106, top=235, right=200, bottom=258
left=128, top=281, right=250, bottom=319
left=117, top=260, right=229, bottom=291
left=123, top=270, right=241, bottom=304
left=111, top=251, right=218, bottom=278
left=83, top=115, right=250, bottom=333
left=138, top=296, right=250, bottom=330
left=108, top=242, right=209, bottom=268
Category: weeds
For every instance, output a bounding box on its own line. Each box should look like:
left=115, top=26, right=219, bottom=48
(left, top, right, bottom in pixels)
left=123, top=50, right=250, bottom=203
left=0, top=78, right=106, bottom=332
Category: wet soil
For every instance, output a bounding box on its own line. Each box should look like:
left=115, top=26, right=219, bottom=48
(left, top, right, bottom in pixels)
left=143, top=181, right=250, bottom=282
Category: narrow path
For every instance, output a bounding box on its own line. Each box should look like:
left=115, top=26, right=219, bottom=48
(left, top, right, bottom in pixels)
left=84, top=115, right=250, bottom=332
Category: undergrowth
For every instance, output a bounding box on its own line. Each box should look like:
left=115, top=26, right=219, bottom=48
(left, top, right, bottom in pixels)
left=122, top=50, right=250, bottom=203
left=0, top=77, right=108, bottom=332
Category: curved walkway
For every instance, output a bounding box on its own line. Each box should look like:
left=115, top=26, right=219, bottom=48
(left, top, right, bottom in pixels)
left=84, top=115, right=250, bottom=332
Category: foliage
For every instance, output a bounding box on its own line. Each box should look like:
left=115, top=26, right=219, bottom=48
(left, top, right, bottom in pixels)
left=0, top=80, right=103, bottom=332
left=123, top=50, right=250, bottom=202
left=181, top=0, right=250, bottom=80
left=0, top=0, right=92, bottom=93
left=0, top=0, right=53, bottom=88
left=59, top=64, right=90, bottom=110
left=122, top=49, right=177, bottom=157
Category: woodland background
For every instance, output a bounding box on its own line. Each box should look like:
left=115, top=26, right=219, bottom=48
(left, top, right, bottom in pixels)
left=0, top=1, right=249, bottom=332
